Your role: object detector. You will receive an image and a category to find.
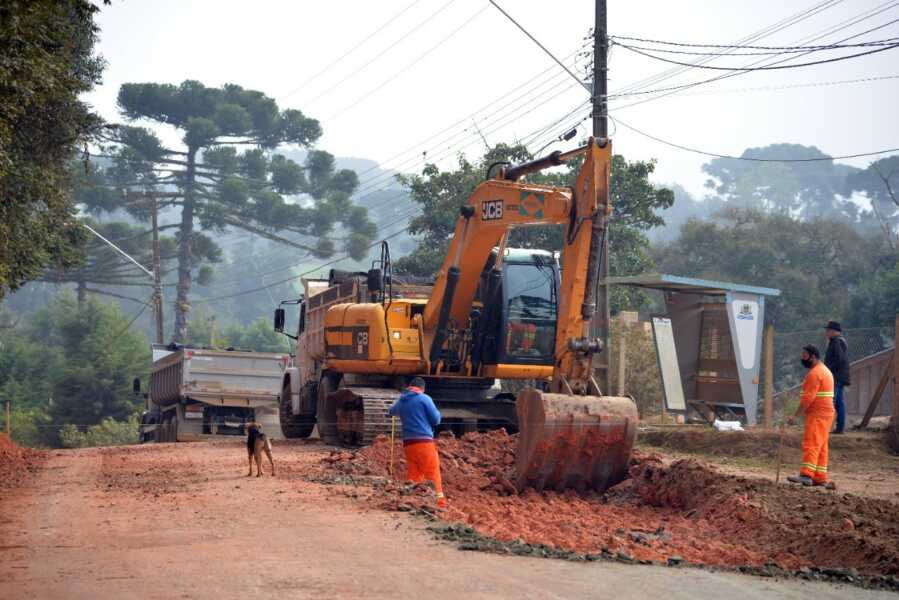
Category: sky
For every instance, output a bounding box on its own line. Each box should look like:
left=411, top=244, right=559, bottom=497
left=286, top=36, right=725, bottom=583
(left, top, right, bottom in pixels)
left=85, top=0, right=899, bottom=199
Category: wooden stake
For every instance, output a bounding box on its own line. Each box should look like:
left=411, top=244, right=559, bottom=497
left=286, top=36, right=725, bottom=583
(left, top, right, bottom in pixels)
left=775, top=422, right=785, bottom=484
left=617, top=326, right=627, bottom=396
left=763, top=324, right=774, bottom=428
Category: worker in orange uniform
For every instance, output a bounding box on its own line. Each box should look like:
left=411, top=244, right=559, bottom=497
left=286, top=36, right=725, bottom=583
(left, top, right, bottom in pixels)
left=787, top=345, right=836, bottom=488
left=388, top=377, right=446, bottom=508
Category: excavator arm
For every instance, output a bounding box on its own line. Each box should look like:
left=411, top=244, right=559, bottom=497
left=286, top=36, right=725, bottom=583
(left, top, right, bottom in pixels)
left=423, top=137, right=638, bottom=493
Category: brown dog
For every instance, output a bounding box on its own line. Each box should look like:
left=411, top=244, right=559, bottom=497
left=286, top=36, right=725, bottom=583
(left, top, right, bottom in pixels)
left=246, top=422, right=275, bottom=477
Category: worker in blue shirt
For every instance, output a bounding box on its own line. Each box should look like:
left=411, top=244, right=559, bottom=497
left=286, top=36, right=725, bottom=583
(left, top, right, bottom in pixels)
left=388, top=377, right=445, bottom=507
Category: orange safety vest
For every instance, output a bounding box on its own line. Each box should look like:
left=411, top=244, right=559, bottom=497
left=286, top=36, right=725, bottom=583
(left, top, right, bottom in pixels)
left=800, top=361, right=835, bottom=417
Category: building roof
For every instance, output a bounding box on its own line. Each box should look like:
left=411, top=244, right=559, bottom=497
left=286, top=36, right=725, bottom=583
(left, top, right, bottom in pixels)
left=605, top=273, right=781, bottom=297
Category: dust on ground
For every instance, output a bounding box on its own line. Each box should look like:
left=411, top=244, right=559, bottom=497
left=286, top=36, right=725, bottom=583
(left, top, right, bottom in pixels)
left=318, top=428, right=899, bottom=584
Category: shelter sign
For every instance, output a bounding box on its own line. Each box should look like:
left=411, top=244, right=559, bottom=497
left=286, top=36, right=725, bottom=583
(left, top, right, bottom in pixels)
left=651, top=316, right=687, bottom=412
left=725, top=292, right=766, bottom=425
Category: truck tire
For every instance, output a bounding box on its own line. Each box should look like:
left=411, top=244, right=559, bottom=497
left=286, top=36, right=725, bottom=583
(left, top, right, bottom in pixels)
left=280, top=380, right=315, bottom=439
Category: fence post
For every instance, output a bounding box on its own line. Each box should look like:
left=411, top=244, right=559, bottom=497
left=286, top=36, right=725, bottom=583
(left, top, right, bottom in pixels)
left=617, top=327, right=627, bottom=396
left=763, top=324, right=774, bottom=428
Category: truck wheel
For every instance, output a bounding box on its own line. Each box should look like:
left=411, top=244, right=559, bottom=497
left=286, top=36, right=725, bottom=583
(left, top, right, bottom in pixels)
left=316, top=373, right=341, bottom=445
left=280, top=380, right=315, bottom=438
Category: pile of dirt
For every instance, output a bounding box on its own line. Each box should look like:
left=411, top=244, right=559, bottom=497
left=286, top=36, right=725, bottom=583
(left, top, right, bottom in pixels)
left=638, top=426, right=890, bottom=462
left=0, top=433, right=45, bottom=494
left=319, top=430, right=899, bottom=579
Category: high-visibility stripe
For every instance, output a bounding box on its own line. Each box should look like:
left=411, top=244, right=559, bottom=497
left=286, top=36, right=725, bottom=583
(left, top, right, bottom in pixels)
left=814, top=465, right=828, bottom=472
left=802, top=462, right=816, bottom=469
left=815, top=392, right=834, bottom=397
left=436, top=492, right=445, bottom=498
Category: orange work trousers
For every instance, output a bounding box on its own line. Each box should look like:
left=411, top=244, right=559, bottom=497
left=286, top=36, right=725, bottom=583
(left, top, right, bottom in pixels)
left=403, top=439, right=446, bottom=507
left=800, top=412, right=834, bottom=483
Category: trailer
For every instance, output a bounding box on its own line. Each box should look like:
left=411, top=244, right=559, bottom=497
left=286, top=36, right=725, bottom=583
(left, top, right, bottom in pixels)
left=141, top=346, right=287, bottom=443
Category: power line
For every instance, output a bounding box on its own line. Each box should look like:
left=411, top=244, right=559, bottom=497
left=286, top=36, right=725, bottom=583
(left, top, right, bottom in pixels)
left=609, top=0, right=845, bottom=97
left=325, top=5, right=490, bottom=122
left=613, top=39, right=899, bottom=70
left=627, top=73, right=899, bottom=98
left=302, top=0, right=458, bottom=107
left=609, top=115, right=899, bottom=162
left=609, top=2, right=899, bottom=111
left=192, top=223, right=415, bottom=304
left=609, top=37, right=899, bottom=56
left=486, top=0, right=590, bottom=92
left=610, top=34, right=899, bottom=50
left=280, top=0, right=424, bottom=100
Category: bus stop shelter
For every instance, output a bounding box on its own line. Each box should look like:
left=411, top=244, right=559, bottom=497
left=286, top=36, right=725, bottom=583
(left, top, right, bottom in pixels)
left=607, top=274, right=781, bottom=425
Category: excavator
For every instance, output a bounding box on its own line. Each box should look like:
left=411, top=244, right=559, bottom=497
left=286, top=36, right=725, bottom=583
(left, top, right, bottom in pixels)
left=275, top=137, right=637, bottom=492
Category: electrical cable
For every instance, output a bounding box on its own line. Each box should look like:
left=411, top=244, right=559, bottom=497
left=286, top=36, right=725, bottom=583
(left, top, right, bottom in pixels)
left=281, top=0, right=424, bottom=100
left=609, top=37, right=899, bottom=56
left=609, top=2, right=899, bottom=111
left=301, top=0, right=458, bottom=106
left=609, top=115, right=899, bottom=162
left=610, top=34, right=899, bottom=50
left=325, top=5, right=490, bottom=121
left=613, top=39, right=899, bottom=70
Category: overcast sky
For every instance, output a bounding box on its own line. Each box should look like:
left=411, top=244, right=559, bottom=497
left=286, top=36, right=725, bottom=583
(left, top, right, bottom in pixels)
left=85, top=0, right=899, bottom=198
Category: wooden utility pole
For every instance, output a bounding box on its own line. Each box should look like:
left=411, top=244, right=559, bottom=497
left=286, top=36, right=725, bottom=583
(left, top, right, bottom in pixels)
left=763, top=324, right=774, bottom=428
left=151, top=197, right=164, bottom=345
left=592, top=0, right=611, bottom=394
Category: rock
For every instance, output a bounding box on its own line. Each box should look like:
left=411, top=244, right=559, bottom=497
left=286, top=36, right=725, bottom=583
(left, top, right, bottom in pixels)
left=667, top=556, right=683, bottom=566
left=843, top=518, right=855, bottom=531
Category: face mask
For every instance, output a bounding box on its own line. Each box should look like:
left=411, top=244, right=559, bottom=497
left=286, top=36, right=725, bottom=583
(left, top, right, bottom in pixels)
left=801, top=358, right=813, bottom=369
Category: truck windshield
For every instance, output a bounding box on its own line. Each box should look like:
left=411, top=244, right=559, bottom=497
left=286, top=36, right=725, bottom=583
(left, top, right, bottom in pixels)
left=503, top=260, right=557, bottom=362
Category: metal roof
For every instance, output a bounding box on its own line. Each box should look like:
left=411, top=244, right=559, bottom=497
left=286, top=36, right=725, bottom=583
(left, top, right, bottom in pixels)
left=605, top=273, right=781, bottom=297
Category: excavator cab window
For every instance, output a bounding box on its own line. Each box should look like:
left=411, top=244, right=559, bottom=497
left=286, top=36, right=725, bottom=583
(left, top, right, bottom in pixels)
left=499, top=255, right=558, bottom=365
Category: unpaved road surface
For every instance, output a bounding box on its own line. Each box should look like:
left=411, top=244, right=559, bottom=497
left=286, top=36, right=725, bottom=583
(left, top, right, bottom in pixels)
left=0, top=441, right=893, bottom=599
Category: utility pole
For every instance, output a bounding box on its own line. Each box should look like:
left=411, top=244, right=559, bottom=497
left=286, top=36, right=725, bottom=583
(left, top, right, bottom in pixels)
left=151, top=197, right=164, bottom=345
left=592, top=0, right=611, bottom=394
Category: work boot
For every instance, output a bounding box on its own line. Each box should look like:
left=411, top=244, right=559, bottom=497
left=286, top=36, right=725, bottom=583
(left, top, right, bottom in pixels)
left=813, top=480, right=837, bottom=490
left=787, top=474, right=813, bottom=486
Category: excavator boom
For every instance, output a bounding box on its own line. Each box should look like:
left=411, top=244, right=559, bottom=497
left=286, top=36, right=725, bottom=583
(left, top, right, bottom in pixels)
left=422, top=137, right=638, bottom=493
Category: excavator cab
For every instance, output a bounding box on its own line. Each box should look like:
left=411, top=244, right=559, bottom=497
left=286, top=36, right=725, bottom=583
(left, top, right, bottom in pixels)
left=471, top=249, right=558, bottom=378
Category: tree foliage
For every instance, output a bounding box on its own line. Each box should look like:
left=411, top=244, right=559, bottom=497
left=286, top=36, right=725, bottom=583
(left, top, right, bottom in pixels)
left=394, top=143, right=673, bottom=310
left=0, top=0, right=104, bottom=297
left=82, top=80, right=376, bottom=340
left=0, top=295, right=149, bottom=446
left=653, top=208, right=896, bottom=329
left=702, top=144, right=860, bottom=220
left=845, top=155, right=899, bottom=251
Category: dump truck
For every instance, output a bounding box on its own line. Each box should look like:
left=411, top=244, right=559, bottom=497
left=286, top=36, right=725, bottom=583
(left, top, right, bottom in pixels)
left=276, top=137, right=638, bottom=493
left=138, top=346, right=287, bottom=443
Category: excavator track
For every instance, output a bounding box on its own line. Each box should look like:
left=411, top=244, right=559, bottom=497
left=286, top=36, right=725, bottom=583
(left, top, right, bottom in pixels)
left=330, top=387, right=397, bottom=447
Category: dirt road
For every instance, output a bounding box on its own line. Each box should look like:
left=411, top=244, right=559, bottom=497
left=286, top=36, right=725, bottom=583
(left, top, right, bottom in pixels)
left=0, top=441, right=893, bottom=599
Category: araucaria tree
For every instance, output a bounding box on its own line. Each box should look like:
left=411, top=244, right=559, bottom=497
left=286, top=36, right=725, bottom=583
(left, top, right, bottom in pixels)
left=90, top=81, right=376, bottom=340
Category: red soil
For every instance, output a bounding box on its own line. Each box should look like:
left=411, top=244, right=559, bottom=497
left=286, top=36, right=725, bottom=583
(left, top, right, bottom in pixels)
left=321, top=429, right=899, bottom=576
left=0, top=433, right=45, bottom=496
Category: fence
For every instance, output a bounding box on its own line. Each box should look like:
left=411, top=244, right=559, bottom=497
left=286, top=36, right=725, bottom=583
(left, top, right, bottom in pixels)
left=767, top=326, right=895, bottom=421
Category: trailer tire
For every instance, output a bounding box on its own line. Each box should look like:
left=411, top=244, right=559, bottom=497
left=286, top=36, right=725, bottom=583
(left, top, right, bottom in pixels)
left=280, top=380, right=315, bottom=439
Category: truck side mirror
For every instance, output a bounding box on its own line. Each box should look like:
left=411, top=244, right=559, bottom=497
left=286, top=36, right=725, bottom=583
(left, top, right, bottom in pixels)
left=274, top=308, right=285, bottom=333
left=132, top=377, right=141, bottom=395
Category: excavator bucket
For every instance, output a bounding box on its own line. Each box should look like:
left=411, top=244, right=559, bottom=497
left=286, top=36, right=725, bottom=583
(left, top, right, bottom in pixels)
left=514, top=389, right=638, bottom=493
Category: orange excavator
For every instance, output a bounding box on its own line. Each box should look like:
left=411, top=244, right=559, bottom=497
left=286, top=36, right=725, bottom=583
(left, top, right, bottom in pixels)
left=275, top=137, right=637, bottom=492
